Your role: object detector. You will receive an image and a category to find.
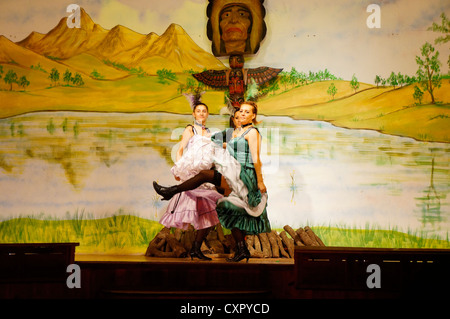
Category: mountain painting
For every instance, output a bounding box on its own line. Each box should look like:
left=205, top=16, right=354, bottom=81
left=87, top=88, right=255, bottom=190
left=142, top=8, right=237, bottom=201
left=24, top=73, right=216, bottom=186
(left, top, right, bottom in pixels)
left=0, top=0, right=449, bottom=254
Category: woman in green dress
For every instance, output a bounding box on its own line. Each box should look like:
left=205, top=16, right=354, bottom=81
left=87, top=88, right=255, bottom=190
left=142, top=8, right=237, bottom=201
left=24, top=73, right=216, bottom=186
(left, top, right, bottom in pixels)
left=153, top=101, right=270, bottom=262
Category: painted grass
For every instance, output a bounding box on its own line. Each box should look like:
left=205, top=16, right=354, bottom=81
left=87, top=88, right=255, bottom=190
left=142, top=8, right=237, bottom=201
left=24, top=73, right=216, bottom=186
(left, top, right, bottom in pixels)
left=1, top=214, right=448, bottom=254
left=0, top=213, right=164, bottom=254
left=309, top=226, right=450, bottom=249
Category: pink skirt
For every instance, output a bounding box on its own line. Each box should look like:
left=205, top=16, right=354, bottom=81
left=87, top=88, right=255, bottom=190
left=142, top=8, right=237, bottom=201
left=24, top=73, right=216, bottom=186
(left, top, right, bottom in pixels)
left=159, top=188, right=222, bottom=230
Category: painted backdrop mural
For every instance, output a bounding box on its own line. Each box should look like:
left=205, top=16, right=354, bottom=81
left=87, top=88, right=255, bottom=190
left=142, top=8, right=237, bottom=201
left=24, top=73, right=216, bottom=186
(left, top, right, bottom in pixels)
left=0, top=0, right=449, bottom=254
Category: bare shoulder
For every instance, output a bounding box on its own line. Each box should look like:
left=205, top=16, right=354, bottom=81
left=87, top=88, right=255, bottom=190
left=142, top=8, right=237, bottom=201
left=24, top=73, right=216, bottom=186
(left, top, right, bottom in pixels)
left=183, top=125, right=194, bottom=135
left=244, top=127, right=260, bottom=143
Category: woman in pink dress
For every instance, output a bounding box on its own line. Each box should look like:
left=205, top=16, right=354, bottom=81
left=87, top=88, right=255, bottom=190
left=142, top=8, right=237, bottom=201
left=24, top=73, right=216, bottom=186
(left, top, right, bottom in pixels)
left=158, top=97, right=223, bottom=260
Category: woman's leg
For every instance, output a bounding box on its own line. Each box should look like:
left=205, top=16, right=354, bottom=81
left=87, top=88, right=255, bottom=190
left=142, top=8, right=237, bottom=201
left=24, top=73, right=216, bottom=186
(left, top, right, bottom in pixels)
left=153, top=170, right=230, bottom=200
left=190, top=226, right=212, bottom=261
left=153, top=170, right=216, bottom=200
left=227, top=227, right=250, bottom=262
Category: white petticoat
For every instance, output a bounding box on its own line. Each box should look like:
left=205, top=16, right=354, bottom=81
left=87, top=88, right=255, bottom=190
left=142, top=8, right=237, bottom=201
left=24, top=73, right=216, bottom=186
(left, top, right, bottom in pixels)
left=171, top=135, right=267, bottom=217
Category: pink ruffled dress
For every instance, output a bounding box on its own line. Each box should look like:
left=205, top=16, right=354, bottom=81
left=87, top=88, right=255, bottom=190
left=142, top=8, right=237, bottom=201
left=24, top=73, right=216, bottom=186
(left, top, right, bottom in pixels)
left=159, top=126, right=222, bottom=230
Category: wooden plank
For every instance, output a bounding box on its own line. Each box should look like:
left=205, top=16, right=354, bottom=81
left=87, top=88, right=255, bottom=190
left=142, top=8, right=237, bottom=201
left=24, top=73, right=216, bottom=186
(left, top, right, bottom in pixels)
left=294, top=246, right=450, bottom=298
left=0, top=243, right=79, bottom=283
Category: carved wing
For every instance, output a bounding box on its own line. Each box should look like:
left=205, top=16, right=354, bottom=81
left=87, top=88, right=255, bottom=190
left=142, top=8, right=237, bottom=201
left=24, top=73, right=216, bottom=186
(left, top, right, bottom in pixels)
left=192, top=69, right=228, bottom=88
left=246, top=67, right=283, bottom=85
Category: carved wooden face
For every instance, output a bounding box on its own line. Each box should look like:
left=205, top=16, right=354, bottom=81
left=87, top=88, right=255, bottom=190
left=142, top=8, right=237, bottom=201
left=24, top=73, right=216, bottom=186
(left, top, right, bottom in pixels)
left=207, top=0, right=267, bottom=57
left=219, top=5, right=252, bottom=55
left=229, top=54, right=245, bottom=68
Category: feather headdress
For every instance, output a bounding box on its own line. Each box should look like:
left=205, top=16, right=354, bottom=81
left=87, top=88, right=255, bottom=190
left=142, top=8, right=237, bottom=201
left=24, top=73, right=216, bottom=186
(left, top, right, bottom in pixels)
left=245, top=77, right=260, bottom=101
left=183, top=90, right=205, bottom=111
left=225, top=96, right=240, bottom=115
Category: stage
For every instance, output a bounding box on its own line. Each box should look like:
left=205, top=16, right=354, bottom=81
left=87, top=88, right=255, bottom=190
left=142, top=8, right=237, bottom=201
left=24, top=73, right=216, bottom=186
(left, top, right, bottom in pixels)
left=74, top=253, right=294, bottom=299
left=1, top=243, right=449, bottom=299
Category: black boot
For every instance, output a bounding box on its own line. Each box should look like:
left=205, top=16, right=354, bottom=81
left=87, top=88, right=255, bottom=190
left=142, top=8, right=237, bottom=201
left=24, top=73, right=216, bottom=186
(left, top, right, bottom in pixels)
left=226, top=241, right=250, bottom=263
left=153, top=181, right=178, bottom=201
left=189, top=241, right=212, bottom=261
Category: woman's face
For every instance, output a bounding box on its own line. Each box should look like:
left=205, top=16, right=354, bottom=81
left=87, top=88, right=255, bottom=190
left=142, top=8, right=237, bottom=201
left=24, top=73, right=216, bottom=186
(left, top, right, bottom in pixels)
left=239, top=104, right=255, bottom=125
left=233, top=110, right=241, bottom=127
left=193, top=104, right=209, bottom=124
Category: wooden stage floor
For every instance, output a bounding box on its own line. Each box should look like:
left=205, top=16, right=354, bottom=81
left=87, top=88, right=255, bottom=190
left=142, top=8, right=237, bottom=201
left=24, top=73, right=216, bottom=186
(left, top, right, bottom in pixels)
left=1, top=244, right=449, bottom=300
left=73, top=253, right=296, bottom=299
left=75, top=253, right=295, bottom=265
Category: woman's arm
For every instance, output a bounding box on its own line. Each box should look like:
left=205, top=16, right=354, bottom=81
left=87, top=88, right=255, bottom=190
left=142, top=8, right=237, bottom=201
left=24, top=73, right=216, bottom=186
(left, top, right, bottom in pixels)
left=176, top=126, right=193, bottom=162
left=246, top=129, right=267, bottom=194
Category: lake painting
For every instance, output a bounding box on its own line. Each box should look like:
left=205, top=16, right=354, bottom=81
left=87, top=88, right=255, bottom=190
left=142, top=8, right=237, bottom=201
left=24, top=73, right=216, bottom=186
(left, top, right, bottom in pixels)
left=0, top=111, right=448, bottom=252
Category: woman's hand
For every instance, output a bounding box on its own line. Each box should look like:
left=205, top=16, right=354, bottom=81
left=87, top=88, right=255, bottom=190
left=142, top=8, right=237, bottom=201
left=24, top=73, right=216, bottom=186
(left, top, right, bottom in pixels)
left=258, top=180, right=267, bottom=194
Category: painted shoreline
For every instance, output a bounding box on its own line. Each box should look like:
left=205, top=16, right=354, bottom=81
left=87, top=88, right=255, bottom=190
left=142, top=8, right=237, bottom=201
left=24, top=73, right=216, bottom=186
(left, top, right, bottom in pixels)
left=1, top=106, right=449, bottom=144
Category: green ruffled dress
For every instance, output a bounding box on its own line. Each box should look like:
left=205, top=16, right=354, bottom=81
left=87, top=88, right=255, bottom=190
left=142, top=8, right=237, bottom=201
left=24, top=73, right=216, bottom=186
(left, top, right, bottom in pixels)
left=213, top=127, right=271, bottom=235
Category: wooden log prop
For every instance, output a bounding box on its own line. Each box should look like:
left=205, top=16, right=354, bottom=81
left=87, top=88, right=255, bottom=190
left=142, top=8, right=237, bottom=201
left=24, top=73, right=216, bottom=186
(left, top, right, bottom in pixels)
left=283, top=225, right=304, bottom=246
left=146, top=224, right=325, bottom=258
left=280, top=231, right=295, bottom=258
left=275, top=231, right=290, bottom=258
left=246, top=235, right=264, bottom=258
left=216, top=224, right=226, bottom=242
left=258, top=232, right=272, bottom=258
left=296, top=227, right=318, bottom=246
left=304, top=226, right=325, bottom=246
left=145, top=227, right=176, bottom=257
left=206, top=230, right=225, bottom=254
left=181, top=225, right=195, bottom=251
left=173, top=228, right=183, bottom=241
left=166, top=233, right=188, bottom=257
left=253, top=234, right=262, bottom=253
left=267, top=231, right=280, bottom=258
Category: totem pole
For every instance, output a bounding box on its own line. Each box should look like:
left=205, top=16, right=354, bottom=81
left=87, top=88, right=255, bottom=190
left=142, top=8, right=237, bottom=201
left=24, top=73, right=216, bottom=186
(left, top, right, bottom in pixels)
left=193, top=0, right=282, bottom=108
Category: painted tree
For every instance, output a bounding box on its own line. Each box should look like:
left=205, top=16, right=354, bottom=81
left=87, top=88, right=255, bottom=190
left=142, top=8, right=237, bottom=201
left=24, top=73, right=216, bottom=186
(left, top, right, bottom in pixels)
left=323, top=68, right=332, bottom=81
left=90, top=69, right=104, bottom=79
left=388, top=72, right=398, bottom=89
left=327, top=82, right=337, bottom=100
left=415, top=42, right=442, bottom=104
left=374, top=75, right=382, bottom=87
left=350, top=74, right=359, bottom=93
left=297, top=71, right=308, bottom=86
left=4, top=69, right=18, bottom=91
left=279, top=71, right=290, bottom=91
left=428, top=13, right=449, bottom=69
left=270, top=80, right=279, bottom=96
left=413, top=85, right=424, bottom=105
left=18, top=76, right=30, bottom=90
left=289, top=67, right=300, bottom=88
left=63, top=69, right=72, bottom=85
left=157, top=68, right=177, bottom=84
left=72, top=73, right=84, bottom=86
left=397, top=72, right=406, bottom=87
left=49, top=68, right=60, bottom=86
